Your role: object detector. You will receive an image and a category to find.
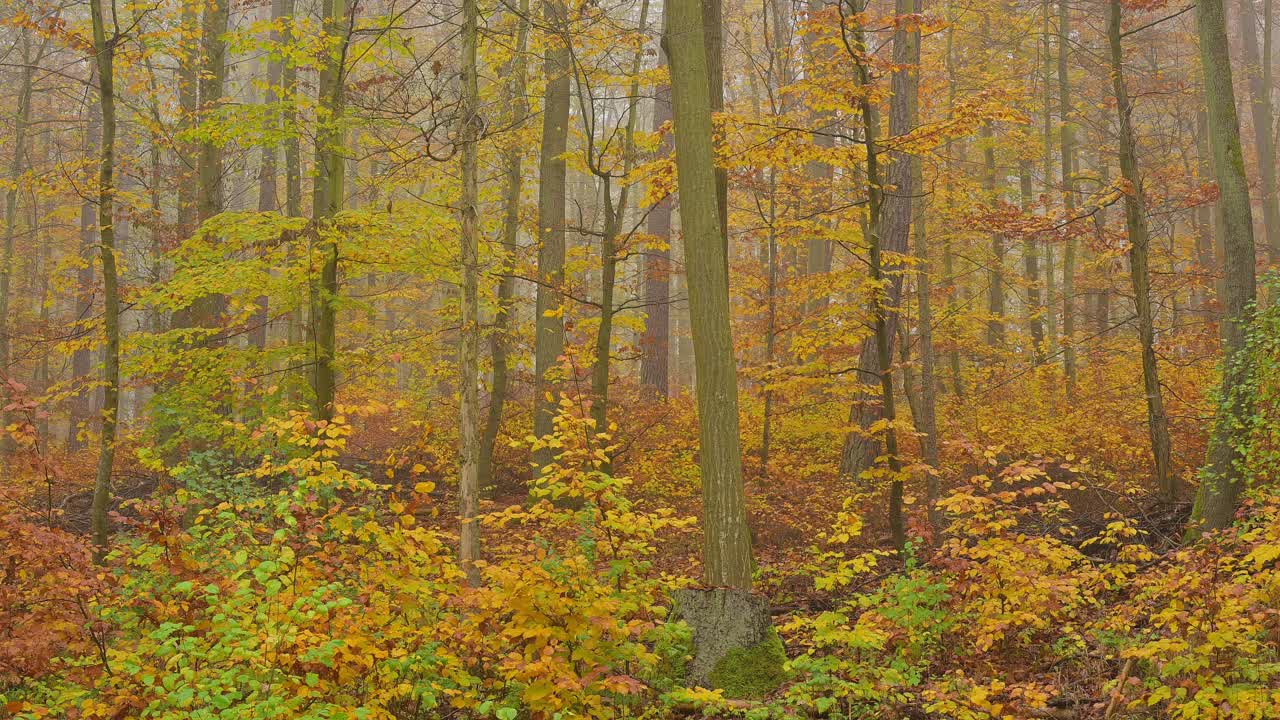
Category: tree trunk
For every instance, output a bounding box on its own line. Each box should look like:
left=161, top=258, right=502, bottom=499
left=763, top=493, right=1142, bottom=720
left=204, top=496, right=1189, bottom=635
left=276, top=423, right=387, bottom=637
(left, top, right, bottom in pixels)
left=1041, top=0, right=1058, bottom=359
left=192, top=0, right=230, bottom=332
left=838, top=0, right=912, bottom=490
left=533, top=0, right=571, bottom=470
left=309, top=0, right=349, bottom=421
left=640, top=31, right=674, bottom=398
left=458, top=0, right=482, bottom=587
left=804, top=0, right=834, bottom=308
left=1020, top=161, right=1046, bottom=362
left=251, top=0, right=287, bottom=352
left=943, top=15, right=964, bottom=396
left=1240, top=0, right=1280, bottom=260
left=1194, top=110, right=1219, bottom=319
left=983, top=118, right=1005, bottom=350
left=281, top=0, right=303, bottom=400
left=88, top=0, right=120, bottom=564
left=703, top=0, right=729, bottom=262
left=480, top=0, right=531, bottom=493
left=899, top=0, right=939, bottom=537
left=762, top=171, right=778, bottom=471
left=589, top=0, right=650, bottom=442
left=1190, top=0, right=1260, bottom=534
left=0, top=32, right=36, bottom=462
left=1107, top=0, right=1176, bottom=501
left=663, top=0, right=754, bottom=588
left=1058, top=0, right=1077, bottom=390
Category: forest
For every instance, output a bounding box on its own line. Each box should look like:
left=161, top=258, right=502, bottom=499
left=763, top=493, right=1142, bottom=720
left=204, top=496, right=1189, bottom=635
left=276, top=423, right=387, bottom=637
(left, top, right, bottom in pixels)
left=2, top=0, right=1280, bottom=714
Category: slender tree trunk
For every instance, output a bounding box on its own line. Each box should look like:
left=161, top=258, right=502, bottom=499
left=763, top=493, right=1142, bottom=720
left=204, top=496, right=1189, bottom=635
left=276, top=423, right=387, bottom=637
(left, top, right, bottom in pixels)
left=457, top=0, right=482, bottom=587
left=0, top=32, right=36, bottom=461
left=1190, top=0, right=1260, bottom=534
left=88, top=0, right=120, bottom=564
left=281, top=0, right=303, bottom=394
left=70, top=94, right=100, bottom=453
left=663, top=0, right=753, bottom=587
left=640, top=31, right=674, bottom=398
left=943, top=14, right=964, bottom=396
left=251, top=0, right=287, bottom=351
left=838, top=0, right=912, bottom=487
left=1020, top=162, right=1046, bottom=361
left=192, top=0, right=230, bottom=332
left=592, top=197, right=618, bottom=436
left=1093, top=141, right=1113, bottom=336
left=1041, top=0, right=1058, bottom=359
left=861, top=78, right=905, bottom=551
left=533, top=0, right=571, bottom=469
left=762, top=171, right=778, bottom=471
left=1107, top=0, right=1176, bottom=501
left=898, top=0, right=940, bottom=537
left=176, top=0, right=198, bottom=245
left=1194, top=111, right=1219, bottom=319
left=983, top=118, right=1005, bottom=349
left=309, top=0, right=349, bottom=421
left=479, top=0, right=530, bottom=492
left=590, top=0, right=649, bottom=440
left=804, top=0, right=834, bottom=308
left=1240, top=0, right=1280, bottom=260
left=35, top=201, right=51, bottom=444
left=1057, top=0, right=1078, bottom=390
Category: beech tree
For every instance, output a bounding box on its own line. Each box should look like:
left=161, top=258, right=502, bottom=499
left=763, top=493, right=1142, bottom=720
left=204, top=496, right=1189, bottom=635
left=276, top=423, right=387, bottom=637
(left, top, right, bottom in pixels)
left=1191, top=0, right=1260, bottom=533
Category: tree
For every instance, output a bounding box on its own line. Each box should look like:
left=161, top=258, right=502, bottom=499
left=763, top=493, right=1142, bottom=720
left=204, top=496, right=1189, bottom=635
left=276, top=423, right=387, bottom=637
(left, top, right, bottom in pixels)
left=250, top=0, right=290, bottom=351
left=309, top=0, right=353, bottom=420
left=533, top=0, right=571, bottom=472
left=1058, top=0, right=1078, bottom=389
left=640, top=32, right=674, bottom=399
left=665, top=0, right=753, bottom=590
left=0, top=30, right=39, bottom=461
left=457, top=0, right=481, bottom=587
left=1190, top=0, right=1260, bottom=534
left=1239, top=0, right=1280, bottom=260
left=480, top=0, right=531, bottom=492
left=1106, top=0, right=1175, bottom=501
left=88, top=0, right=120, bottom=563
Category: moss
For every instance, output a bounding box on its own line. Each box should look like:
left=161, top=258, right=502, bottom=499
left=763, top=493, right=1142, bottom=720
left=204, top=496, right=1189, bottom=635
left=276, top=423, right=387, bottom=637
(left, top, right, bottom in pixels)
left=706, top=630, right=788, bottom=700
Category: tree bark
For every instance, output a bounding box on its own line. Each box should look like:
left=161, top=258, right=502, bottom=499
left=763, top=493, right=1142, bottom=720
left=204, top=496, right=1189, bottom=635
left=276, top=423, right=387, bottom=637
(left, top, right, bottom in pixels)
left=663, top=0, right=754, bottom=588
left=640, top=29, right=674, bottom=398
left=88, top=0, right=120, bottom=564
left=309, top=0, right=350, bottom=421
left=1194, top=110, right=1219, bottom=319
left=458, top=0, right=482, bottom=586
left=70, top=92, right=100, bottom=453
left=589, top=0, right=649, bottom=442
left=0, top=32, right=37, bottom=461
left=1058, top=0, right=1077, bottom=390
left=838, top=0, right=912, bottom=491
left=1106, top=0, right=1176, bottom=501
left=703, top=0, right=729, bottom=261
left=251, top=0, right=288, bottom=351
left=480, top=0, right=531, bottom=493
left=1240, top=0, right=1280, bottom=260
left=1190, top=0, right=1260, bottom=534
left=192, top=0, right=230, bottom=331
left=1041, top=0, right=1058, bottom=359
left=804, top=0, right=834, bottom=307
left=533, top=0, right=571, bottom=470
left=1020, top=162, right=1046, bottom=362
left=983, top=118, right=1005, bottom=350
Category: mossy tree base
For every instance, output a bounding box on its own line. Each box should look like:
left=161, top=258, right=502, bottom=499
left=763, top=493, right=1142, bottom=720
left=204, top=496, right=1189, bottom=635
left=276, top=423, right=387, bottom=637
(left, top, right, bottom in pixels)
left=673, top=588, right=785, bottom=698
